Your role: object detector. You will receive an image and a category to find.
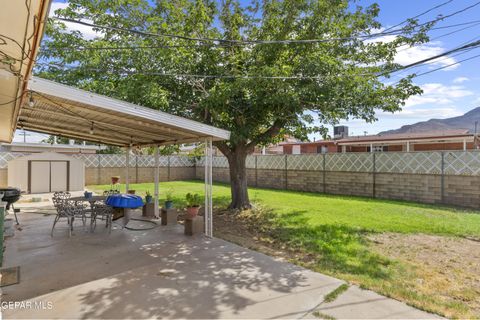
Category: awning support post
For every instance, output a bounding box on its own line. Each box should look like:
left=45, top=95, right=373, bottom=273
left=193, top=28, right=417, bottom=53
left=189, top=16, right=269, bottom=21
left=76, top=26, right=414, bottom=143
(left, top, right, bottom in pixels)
left=204, top=138, right=213, bottom=238
left=154, top=145, right=160, bottom=217
left=125, top=147, right=130, bottom=192
left=463, top=138, right=467, bottom=151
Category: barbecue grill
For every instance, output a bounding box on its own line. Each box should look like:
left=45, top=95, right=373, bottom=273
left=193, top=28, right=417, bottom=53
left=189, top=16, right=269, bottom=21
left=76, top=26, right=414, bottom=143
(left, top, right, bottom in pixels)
left=0, top=187, right=21, bottom=224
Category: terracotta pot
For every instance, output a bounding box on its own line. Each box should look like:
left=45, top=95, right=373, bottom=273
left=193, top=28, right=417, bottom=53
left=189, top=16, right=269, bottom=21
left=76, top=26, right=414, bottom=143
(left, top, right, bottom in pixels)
left=127, top=190, right=136, bottom=195
left=186, top=206, right=200, bottom=219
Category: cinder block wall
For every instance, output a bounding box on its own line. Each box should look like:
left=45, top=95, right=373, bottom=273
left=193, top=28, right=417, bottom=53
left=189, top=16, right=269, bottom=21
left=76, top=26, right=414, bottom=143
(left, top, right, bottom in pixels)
left=85, top=167, right=196, bottom=185
left=443, top=175, right=480, bottom=208
left=196, top=166, right=480, bottom=209
left=375, top=173, right=442, bottom=204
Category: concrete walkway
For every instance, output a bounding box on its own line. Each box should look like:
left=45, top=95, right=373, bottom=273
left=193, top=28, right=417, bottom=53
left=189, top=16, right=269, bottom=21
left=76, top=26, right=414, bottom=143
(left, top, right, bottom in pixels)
left=2, top=206, right=441, bottom=319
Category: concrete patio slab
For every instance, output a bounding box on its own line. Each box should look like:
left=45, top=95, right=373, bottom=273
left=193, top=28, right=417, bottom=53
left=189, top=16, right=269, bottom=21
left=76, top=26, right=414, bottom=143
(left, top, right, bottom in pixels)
left=311, top=285, right=443, bottom=319
left=1, top=207, right=442, bottom=319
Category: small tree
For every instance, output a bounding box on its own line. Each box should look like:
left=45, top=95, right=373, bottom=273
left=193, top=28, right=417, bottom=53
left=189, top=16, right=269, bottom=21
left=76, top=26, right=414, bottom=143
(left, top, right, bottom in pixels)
left=39, top=0, right=428, bottom=209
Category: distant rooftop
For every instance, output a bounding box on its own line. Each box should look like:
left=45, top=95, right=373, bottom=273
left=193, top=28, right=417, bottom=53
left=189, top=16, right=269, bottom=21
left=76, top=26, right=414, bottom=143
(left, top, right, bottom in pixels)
left=337, top=129, right=471, bottom=143
left=280, top=129, right=472, bottom=146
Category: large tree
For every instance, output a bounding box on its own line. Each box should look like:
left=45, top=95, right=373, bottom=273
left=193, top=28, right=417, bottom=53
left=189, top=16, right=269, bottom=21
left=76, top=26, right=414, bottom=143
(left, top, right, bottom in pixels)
left=38, top=0, right=428, bottom=209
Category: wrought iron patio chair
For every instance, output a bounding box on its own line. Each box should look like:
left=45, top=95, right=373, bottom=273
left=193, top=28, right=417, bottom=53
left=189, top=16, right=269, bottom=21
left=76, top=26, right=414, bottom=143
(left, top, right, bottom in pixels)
left=91, top=203, right=114, bottom=234
left=51, top=195, right=87, bottom=237
left=52, top=191, right=71, bottom=207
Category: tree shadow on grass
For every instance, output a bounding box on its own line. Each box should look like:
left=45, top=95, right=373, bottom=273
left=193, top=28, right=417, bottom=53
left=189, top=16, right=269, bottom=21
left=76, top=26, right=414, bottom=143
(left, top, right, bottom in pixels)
left=244, top=207, right=392, bottom=280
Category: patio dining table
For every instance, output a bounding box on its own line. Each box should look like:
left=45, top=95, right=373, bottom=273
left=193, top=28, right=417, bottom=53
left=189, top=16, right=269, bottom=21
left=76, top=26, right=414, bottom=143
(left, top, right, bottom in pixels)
left=69, top=195, right=108, bottom=205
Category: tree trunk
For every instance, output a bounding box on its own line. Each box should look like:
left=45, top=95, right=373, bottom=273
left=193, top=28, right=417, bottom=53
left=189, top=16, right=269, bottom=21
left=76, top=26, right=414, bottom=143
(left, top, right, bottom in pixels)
left=226, top=149, right=251, bottom=209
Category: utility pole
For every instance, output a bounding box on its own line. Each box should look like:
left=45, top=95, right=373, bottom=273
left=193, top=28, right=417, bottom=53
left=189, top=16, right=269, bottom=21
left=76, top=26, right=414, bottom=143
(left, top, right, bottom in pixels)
left=20, top=130, right=30, bottom=143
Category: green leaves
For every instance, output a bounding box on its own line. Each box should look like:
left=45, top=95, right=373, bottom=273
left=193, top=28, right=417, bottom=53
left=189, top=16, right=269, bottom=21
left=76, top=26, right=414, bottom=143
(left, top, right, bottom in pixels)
left=38, top=0, right=429, bottom=152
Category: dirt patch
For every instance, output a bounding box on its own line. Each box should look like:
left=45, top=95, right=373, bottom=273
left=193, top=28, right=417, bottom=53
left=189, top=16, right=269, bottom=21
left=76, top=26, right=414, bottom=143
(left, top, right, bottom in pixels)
left=368, top=233, right=480, bottom=317
left=212, top=208, right=289, bottom=259
left=212, top=208, right=480, bottom=318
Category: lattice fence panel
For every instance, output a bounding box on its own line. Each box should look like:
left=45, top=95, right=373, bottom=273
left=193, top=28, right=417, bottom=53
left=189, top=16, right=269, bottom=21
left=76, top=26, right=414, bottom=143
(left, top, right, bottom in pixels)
left=325, top=153, right=373, bottom=172
left=287, top=154, right=323, bottom=170
left=136, top=155, right=155, bottom=167
left=257, top=155, right=286, bottom=170
left=0, top=152, right=30, bottom=169
left=170, top=156, right=195, bottom=167
left=246, top=155, right=256, bottom=169
left=71, top=154, right=99, bottom=168
left=444, top=151, right=480, bottom=175
left=212, top=156, right=229, bottom=168
left=376, top=152, right=442, bottom=174
left=99, top=154, right=126, bottom=167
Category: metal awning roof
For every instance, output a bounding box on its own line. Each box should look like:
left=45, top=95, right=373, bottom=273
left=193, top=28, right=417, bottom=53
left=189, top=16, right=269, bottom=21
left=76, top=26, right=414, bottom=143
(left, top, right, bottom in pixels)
left=16, top=77, right=230, bottom=147
left=0, top=0, right=50, bottom=143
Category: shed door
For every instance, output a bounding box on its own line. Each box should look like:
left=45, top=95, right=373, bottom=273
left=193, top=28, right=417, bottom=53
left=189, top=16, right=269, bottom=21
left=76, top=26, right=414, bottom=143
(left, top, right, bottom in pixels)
left=29, top=161, right=69, bottom=193
left=30, top=162, right=51, bottom=193
left=51, top=162, right=68, bottom=192
left=292, top=145, right=301, bottom=154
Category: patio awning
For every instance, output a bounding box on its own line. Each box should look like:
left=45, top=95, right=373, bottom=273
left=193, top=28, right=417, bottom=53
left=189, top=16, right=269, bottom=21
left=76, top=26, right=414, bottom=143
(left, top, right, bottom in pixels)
left=0, top=0, right=50, bottom=143
left=16, top=77, right=230, bottom=147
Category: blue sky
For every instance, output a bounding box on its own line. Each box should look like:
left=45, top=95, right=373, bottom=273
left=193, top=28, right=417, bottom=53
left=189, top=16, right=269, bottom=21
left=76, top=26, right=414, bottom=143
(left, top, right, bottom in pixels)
left=335, top=0, right=480, bottom=137
left=15, top=0, right=480, bottom=142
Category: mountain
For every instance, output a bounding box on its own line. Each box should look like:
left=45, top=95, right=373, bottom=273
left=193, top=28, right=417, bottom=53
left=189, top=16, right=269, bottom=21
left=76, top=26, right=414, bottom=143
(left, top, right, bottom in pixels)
left=380, top=107, right=480, bottom=135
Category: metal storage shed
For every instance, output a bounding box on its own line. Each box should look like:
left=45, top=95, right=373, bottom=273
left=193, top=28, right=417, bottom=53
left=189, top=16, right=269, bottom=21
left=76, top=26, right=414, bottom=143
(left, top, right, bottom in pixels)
left=8, top=152, right=84, bottom=194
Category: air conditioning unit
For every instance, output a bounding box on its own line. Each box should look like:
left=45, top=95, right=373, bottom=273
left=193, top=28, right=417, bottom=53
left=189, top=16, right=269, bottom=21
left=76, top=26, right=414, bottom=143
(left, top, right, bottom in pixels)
left=334, top=126, right=349, bottom=139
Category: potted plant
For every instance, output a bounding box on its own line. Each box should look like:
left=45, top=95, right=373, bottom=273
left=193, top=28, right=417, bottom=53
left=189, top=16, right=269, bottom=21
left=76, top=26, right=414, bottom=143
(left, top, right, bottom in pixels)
left=185, top=193, right=202, bottom=218
left=145, top=191, right=153, bottom=204
left=111, top=176, right=120, bottom=185
left=164, top=188, right=174, bottom=209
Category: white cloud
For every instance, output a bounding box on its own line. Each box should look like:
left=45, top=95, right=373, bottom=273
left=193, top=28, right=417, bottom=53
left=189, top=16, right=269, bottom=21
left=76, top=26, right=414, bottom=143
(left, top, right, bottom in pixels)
left=367, top=33, right=458, bottom=70
left=453, top=77, right=469, bottom=84
left=49, top=2, right=101, bottom=40
left=373, top=83, right=472, bottom=121
left=377, top=107, right=462, bottom=120
left=404, top=83, right=473, bottom=108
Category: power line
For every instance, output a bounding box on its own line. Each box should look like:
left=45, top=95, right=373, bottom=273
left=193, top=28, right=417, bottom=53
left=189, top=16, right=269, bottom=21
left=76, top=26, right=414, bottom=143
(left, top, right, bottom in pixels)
left=432, top=19, right=480, bottom=29
left=393, top=34, right=480, bottom=78
left=384, top=39, right=480, bottom=75
left=383, top=0, right=454, bottom=32
left=51, top=16, right=409, bottom=45
left=409, top=0, right=480, bottom=30
left=51, top=1, right=480, bottom=46
left=35, top=37, right=480, bottom=81
left=36, top=40, right=480, bottom=81
left=414, top=52, right=480, bottom=77
left=39, top=19, right=480, bottom=55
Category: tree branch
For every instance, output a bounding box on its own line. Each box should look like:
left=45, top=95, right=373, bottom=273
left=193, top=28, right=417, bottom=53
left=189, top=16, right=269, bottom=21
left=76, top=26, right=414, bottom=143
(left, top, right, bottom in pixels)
left=246, top=119, right=285, bottom=153
left=213, top=140, right=232, bottom=158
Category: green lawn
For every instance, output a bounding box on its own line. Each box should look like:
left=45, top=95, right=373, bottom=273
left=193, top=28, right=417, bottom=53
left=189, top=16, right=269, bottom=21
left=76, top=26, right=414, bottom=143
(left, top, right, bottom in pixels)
left=89, top=180, right=480, bottom=237
left=88, top=180, right=480, bottom=318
